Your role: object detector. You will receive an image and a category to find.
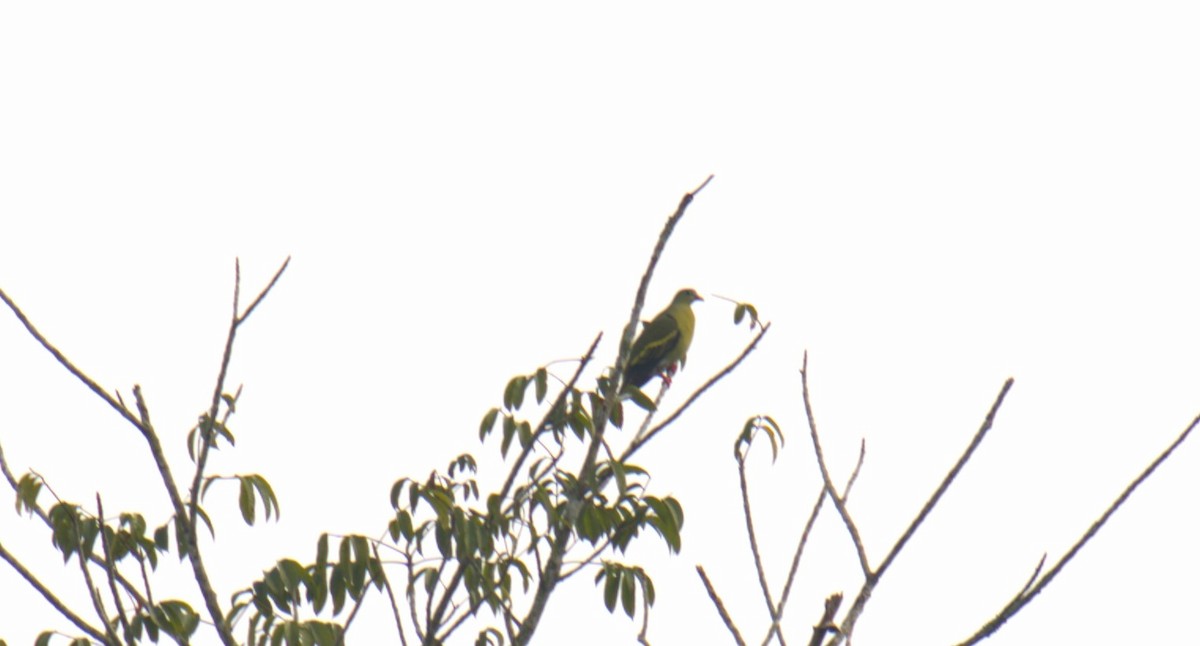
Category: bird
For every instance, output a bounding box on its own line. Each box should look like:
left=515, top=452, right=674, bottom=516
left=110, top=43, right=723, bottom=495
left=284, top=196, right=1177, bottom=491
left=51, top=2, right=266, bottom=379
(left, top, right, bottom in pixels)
left=623, top=288, right=703, bottom=389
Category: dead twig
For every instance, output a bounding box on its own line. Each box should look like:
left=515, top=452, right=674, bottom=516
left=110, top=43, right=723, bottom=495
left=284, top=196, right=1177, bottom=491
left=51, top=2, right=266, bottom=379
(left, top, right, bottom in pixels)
left=830, top=377, right=1014, bottom=644
left=697, top=565, right=748, bottom=646
left=956, top=411, right=1200, bottom=645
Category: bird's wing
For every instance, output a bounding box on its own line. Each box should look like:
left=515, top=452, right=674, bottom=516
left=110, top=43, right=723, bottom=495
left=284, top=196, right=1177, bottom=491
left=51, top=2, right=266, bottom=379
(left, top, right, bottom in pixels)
left=628, top=313, right=683, bottom=374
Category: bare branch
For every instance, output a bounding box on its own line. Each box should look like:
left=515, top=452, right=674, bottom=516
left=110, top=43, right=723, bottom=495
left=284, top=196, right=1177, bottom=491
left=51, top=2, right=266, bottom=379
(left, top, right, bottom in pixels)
left=239, top=256, right=291, bottom=323
left=697, top=565, right=748, bottom=646
left=831, top=377, right=1015, bottom=644
left=806, top=593, right=843, bottom=646
left=769, top=442, right=865, bottom=645
left=800, top=353, right=871, bottom=578
left=878, top=378, right=1014, bottom=579
left=0, top=542, right=109, bottom=642
left=956, top=411, right=1200, bottom=645
left=737, top=448, right=777, bottom=632
left=0, top=286, right=147, bottom=432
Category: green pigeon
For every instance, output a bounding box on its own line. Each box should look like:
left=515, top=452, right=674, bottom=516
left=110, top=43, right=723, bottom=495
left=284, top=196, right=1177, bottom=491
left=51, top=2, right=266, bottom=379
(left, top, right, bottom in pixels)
left=623, top=288, right=703, bottom=388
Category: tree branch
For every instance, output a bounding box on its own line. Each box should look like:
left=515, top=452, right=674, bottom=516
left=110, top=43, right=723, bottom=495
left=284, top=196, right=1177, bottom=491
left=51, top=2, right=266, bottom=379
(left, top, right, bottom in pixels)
left=830, top=377, right=1014, bottom=644
left=622, top=321, right=770, bottom=461
left=956, top=411, right=1200, bottom=645
left=800, top=353, right=871, bottom=578
left=697, top=565, right=747, bottom=646
left=515, top=176, right=713, bottom=645
left=767, top=441, right=865, bottom=646
left=0, top=541, right=109, bottom=642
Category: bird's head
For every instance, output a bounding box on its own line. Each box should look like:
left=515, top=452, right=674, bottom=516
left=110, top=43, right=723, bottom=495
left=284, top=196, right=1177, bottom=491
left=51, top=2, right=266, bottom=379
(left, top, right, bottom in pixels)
left=673, top=288, right=704, bottom=306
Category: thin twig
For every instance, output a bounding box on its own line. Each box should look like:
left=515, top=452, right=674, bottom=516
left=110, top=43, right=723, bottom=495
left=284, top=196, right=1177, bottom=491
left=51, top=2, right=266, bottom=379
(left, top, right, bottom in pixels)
left=373, top=545, right=409, bottom=646
left=97, top=495, right=132, bottom=639
left=72, top=509, right=116, bottom=644
left=637, top=584, right=653, bottom=646
left=0, top=542, right=109, bottom=642
left=622, top=322, right=770, bottom=461
left=0, top=287, right=147, bottom=431
left=769, top=442, right=865, bottom=645
left=696, top=565, right=748, bottom=646
left=877, top=378, right=1014, bottom=580
left=831, top=378, right=1015, bottom=645
left=956, top=411, right=1200, bottom=645
left=334, top=587, right=371, bottom=646
left=736, top=449, right=777, bottom=632
left=806, top=593, right=843, bottom=646
left=800, top=353, right=871, bottom=578
left=188, top=257, right=290, bottom=533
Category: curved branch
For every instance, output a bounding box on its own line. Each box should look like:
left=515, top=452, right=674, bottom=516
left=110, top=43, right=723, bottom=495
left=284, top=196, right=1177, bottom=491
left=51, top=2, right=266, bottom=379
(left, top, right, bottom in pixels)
left=800, top=353, right=871, bottom=578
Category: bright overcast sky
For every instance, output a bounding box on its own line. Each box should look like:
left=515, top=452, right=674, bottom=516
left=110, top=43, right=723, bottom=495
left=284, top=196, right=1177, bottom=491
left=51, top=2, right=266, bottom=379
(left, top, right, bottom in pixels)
left=2, top=2, right=1198, bottom=644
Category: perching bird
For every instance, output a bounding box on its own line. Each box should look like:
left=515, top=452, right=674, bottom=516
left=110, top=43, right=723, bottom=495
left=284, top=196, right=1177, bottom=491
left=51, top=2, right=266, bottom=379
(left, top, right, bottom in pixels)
left=623, top=288, right=703, bottom=388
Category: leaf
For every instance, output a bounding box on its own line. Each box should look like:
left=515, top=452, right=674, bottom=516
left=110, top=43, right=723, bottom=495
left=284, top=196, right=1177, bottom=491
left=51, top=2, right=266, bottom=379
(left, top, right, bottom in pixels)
left=535, top=367, right=548, bottom=403
left=239, top=477, right=256, bottom=525
left=609, top=400, right=624, bottom=429
left=626, top=387, right=656, bottom=412
left=500, top=415, right=516, bottom=457
left=601, top=565, right=618, bottom=612
left=503, top=375, right=528, bottom=411
left=517, top=420, right=533, bottom=448
left=250, top=475, right=281, bottom=522
left=611, top=460, right=628, bottom=497
left=620, top=568, right=636, bottom=618
left=329, top=568, right=347, bottom=615
left=15, top=473, right=42, bottom=515
left=479, top=407, right=499, bottom=440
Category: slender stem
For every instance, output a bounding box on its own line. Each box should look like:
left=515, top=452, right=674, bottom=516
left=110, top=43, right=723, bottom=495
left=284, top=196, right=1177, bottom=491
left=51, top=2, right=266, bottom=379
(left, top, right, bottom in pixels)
left=696, top=565, right=747, bottom=646
left=956, top=411, right=1200, bottom=645
left=799, top=354, right=871, bottom=578
left=97, top=495, right=132, bottom=639
left=622, top=322, right=770, bottom=461
left=767, top=441, right=865, bottom=645
left=374, top=544, right=409, bottom=646
left=0, top=541, right=109, bottom=642
left=736, top=452, right=777, bottom=628
left=831, top=378, right=1014, bottom=645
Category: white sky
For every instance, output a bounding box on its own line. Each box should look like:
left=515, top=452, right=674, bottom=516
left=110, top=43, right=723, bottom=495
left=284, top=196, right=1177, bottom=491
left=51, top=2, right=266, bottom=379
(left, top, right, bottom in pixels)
left=2, top=2, right=1199, bottom=644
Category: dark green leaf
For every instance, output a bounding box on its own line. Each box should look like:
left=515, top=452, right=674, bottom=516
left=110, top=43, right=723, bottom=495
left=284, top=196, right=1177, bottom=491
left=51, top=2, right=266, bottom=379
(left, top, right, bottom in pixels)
left=626, top=387, right=656, bottom=412
left=602, top=565, right=618, bottom=612
left=620, top=568, right=636, bottom=618
left=239, top=477, right=256, bottom=524
left=479, top=407, right=500, bottom=440
left=535, top=367, right=548, bottom=403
